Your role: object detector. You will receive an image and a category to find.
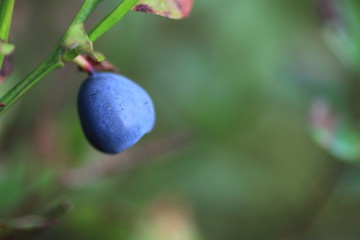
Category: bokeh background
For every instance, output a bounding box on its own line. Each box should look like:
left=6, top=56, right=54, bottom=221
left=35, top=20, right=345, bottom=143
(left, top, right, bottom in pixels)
left=1, top=0, right=360, bottom=239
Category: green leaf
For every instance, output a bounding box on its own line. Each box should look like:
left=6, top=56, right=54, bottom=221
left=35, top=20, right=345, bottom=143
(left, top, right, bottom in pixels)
left=322, top=0, right=360, bottom=71
left=90, top=51, right=105, bottom=62
left=0, top=41, right=15, bottom=55
left=62, top=23, right=106, bottom=62
left=132, top=0, right=193, bottom=19
left=310, top=98, right=360, bottom=163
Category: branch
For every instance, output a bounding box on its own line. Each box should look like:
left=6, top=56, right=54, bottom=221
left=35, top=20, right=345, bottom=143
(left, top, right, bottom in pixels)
left=0, top=0, right=141, bottom=117
left=0, top=0, right=103, bottom=116
left=88, top=0, right=139, bottom=41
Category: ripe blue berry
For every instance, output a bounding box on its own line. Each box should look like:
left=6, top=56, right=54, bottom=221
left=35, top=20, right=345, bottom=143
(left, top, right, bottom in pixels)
left=77, top=72, right=155, bottom=154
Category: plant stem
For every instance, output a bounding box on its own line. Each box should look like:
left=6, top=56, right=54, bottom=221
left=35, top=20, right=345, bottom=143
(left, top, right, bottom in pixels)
left=0, top=56, right=63, bottom=114
left=73, top=55, right=95, bottom=74
left=0, top=0, right=103, bottom=116
left=88, top=0, right=139, bottom=42
left=0, top=0, right=139, bottom=117
left=0, top=0, right=15, bottom=42
left=0, top=0, right=138, bottom=116
left=56, top=0, right=104, bottom=48
left=0, top=0, right=15, bottom=69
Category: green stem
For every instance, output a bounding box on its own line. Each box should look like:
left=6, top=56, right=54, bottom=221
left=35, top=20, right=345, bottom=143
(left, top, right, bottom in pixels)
left=0, top=57, right=63, bottom=113
left=56, top=0, right=104, bottom=48
left=0, top=0, right=15, bottom=41
left=88, top=0, right=139, bottom=42
left=0, top=0, right=102, bottom=116
left=0, top=0, right=138, bottom=117
left=0, top=0, right=15, bottom=69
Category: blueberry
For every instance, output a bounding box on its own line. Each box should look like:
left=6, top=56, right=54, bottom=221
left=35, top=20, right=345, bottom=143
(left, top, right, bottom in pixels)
left=77, top=72, right=155, bottom=154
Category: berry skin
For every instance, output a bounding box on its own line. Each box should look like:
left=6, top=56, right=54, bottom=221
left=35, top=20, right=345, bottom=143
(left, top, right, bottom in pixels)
left=77, top=72, right=155, bottom=154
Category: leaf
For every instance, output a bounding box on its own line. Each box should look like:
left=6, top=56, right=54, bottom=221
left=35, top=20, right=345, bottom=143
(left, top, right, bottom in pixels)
left=62, top=23, right=94, bottom=62
left=0, top=55, right=13, bottom=84
left=77, top=55, right=117, bottom=73
left=320, top=0, right=360, bottom=71
left=0, top=202, right=71, bottom=236
left=89, top=51, right=105, bottom=62
left=62, top=23, right=106, bottom=63
left=132, top=0, right=193, bottom=19
left=310, top=98, right=360, bottom=162
left=0, top=41, right=15, bottom=55
left=63, top=23, right=92, bottom=54
left=63, top=23, right=92, bottom=51
left=0, top=39, right=14, bottom=84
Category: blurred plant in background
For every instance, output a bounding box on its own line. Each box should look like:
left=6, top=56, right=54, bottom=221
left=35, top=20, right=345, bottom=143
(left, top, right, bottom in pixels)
left=2, top=0, right=360, bottom=239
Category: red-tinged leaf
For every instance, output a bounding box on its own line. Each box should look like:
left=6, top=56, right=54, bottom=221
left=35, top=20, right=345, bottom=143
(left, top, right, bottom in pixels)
left=0, top=55, right=13, bottom=84
left=77, top=55, right=118, bottom=73
left=132, top=0, right=193, bottom=19
left=0, top=202, right=71, bottom=236
left=310, top=98, right=360, bottom=162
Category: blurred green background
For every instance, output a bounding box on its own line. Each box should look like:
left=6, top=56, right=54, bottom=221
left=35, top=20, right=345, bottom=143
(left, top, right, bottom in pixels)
left=1, top=0, right=360, bottom=239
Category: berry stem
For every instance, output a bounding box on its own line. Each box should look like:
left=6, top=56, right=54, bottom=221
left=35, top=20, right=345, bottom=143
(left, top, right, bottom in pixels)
left=73, top=55, right=95, bottom=75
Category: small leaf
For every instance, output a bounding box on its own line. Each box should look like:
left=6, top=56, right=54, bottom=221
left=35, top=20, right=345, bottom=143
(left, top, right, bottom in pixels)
left=0, top=55, right=13, bottom=84
left=132, top=0, right=193, bottom=19
left=62, top=23, right=106, bottom=63
left=319, top=0, right=360, bottom=71
left=0, top=202, right=71, bottom=236
left=76, top=55, right=118, bottom=73
left=310, top=98, right=360, bottom=162
left=0, top=41, right=14, bottom=55
left=63, top=23, right=92, bottom=52
left=62, top=23, right=94, bottom=62
left=90, top=51, right=105, bottom=62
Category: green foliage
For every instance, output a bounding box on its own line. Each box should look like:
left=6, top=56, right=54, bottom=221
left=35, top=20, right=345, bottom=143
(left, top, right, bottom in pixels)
left=0, top=42, right=14, bottom=55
